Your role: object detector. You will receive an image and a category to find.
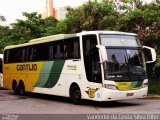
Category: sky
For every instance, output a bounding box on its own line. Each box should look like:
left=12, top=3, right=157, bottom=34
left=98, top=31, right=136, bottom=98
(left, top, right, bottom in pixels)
left=0, top=0, right=88, bottom=25
left=0, top=0, right=153, bottom=25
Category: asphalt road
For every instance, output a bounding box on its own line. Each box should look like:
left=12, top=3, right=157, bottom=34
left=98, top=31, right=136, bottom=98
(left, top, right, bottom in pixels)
left=0, top=90, right=160, bottom=120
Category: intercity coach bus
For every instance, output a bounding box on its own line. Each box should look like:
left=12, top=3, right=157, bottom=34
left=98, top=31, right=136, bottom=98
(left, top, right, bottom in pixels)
left=3, top=31, right=156, bottom=104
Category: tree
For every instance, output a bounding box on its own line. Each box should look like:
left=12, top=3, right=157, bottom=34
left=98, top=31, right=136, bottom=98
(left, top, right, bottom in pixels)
left=118, top=3, right=160, bottom=46
left=117, top=3, right=160, bottom=76
left=65, top=1, right=119, bottom=33
left=0, top=25, right=11, bottom=52
left=11, top=12, right=45, bottom=42
left=43, top=16, right=58, bottom=27
left=0, top=12, right=58, bottom=52
left=42, top=16, right=58, bottom=36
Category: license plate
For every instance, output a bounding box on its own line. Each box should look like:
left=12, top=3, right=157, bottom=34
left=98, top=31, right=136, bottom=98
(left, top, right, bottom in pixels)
left=126, top=93, right=134, bottom=97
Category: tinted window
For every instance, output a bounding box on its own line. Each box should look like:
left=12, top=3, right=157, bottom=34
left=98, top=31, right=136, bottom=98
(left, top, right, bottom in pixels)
left=4, top=37, right=80, bottom=64
left=49, top=37, right=80, bottom=60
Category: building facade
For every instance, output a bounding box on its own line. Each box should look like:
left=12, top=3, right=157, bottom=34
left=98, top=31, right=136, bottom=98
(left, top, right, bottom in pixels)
left=41, top=0, right=67, bottom=20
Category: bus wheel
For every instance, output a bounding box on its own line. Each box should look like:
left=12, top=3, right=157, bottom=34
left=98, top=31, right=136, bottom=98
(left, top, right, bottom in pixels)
left=18, top=81, right=25, bottom=96
left=70, top=84, right=82, bottom=105
left=12, top=80, right=18, bottom=94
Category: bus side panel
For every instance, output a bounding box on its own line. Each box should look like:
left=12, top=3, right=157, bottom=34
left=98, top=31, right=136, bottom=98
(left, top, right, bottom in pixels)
left=3, top=59, right=104, bottom=101
left=33, top=60, right=84, bottom=97
left=3, top=62, right=43, bottom=91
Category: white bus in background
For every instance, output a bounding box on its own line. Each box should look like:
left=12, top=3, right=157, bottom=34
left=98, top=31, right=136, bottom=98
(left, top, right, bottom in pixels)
left=0, top=54, right=3, bottom=88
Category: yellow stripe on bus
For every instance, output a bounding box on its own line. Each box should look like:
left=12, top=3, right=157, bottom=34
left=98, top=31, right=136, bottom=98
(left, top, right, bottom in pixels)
left=116, top=82, right=132, bottom=90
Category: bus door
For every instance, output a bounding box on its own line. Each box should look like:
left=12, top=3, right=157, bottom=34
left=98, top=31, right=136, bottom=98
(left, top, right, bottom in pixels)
left=82, top=35, right=102, bottom=83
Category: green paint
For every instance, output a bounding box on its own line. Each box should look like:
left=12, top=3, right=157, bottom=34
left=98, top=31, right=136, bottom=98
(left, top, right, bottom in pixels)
left=131, top=81, right=138, bottom=88
left=131, top=81, right=143, bottom=88
left=43, top=60, right=65, bottom=88
left=35, top=61, right=54, bottom=87
left=135, top=81, right=143, bottom=87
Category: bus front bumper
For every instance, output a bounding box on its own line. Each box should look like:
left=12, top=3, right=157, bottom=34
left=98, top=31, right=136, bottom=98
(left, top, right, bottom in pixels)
left=100, top=87, right=148, bottom=101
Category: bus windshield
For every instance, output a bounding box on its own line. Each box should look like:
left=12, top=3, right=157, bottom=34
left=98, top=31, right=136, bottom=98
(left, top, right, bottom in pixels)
left=100, top=35, right=147, bottom=81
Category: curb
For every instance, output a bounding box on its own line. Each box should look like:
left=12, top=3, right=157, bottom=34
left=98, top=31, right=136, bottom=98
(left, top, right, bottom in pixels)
left=144, top=95, right=160, bottom=99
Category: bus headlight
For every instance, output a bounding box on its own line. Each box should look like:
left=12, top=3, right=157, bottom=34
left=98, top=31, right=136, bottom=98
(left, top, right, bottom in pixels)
left=103, top=84, right=118, bottom=90
left=142, top=82, right=148, bottom=88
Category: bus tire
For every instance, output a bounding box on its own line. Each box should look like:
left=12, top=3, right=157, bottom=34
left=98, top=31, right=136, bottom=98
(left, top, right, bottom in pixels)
left=70, top=84, right=82, bottom=105
left=18, top=81, right=25, bottom=96
left=12, top=80, right=18, bottom=94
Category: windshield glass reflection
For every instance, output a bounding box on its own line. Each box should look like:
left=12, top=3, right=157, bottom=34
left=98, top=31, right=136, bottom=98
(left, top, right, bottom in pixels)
left=103, top=48, right=147, bottom=81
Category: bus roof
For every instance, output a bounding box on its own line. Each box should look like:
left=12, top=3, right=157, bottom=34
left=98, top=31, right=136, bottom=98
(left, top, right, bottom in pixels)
left=4, top=33, right=77, bottom=50
left=4, top=31, right=137, bottom=50
left=79, top=31, right=137, bottom=36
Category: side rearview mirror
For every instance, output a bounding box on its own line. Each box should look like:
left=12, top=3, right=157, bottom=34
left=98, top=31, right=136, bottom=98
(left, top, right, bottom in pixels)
left=96, top=45, right=107, bottom=63
left=143, top=46, right=156, bottom=63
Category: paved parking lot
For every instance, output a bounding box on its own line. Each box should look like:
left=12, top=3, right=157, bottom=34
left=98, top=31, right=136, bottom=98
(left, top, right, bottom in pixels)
left=0, top=90, right=160, bottom=114
left=0, top=90, right=160, bottom=120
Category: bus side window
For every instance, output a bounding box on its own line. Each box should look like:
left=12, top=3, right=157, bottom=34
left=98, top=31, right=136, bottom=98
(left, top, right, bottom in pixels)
left=60, top=42, right=65, bottom=59
left=35, top=43, right=49, bottom=61
left=65, top=37, right=80, bottom=59
left=16, top=49, right=23, bottom=62
left=73, top=39, right=80, bottom=59
left=49, top=45, right=54, bottom=60
left=9, top=49, right=18, bottom=63
left=22, top=48, right=25, bottom=62
left=49, top=37, right=80, bottom=60
left=4, top=50, right=9, bottom=64
left=49, top=42, right=59, bottom=60
left=29, top=47, right=36, bottom=61
left=25, top=47, right=30, bottom=62
left=57, top=44, right=60, bottom=59
left=53, top=44, right=57, bottom=59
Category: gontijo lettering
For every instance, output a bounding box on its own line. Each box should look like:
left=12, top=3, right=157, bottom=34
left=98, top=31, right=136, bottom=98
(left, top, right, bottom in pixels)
left=17, top=64, right=37, bottom=71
